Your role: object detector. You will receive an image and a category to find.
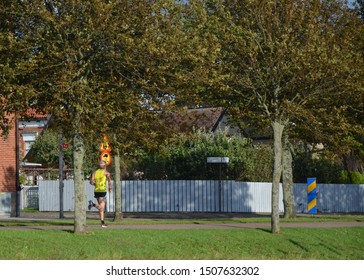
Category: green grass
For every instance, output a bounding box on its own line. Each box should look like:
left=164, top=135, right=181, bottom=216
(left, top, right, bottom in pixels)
left=0, top=219, right=363, bottom=260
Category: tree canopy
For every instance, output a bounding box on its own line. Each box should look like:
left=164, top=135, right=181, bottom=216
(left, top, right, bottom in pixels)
left=1, top=0, right=195, bottom=233
left=177, top=0, right=364, bottom=233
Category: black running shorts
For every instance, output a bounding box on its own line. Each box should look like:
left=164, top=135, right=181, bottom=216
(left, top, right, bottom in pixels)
left=94, top=192, right=107, bottom=198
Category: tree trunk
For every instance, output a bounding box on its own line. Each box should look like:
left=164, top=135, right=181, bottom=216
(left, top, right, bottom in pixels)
left=73, top=129, right=86, bottom=234
left=113, top=147, right=123, bottom=221
left=282, top=132, right=296, bottom=219
left=271, top=121, right=284, bottom=234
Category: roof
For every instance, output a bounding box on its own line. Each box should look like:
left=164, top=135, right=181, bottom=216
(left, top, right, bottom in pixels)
left=20, top=109, right=49, bottom=120
left=161, top=107, right=225, bottom=133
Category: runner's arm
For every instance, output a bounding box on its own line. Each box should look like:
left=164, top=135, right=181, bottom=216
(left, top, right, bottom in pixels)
left=106, top=172, right=112, bottom=192
left=90, top=172, right=95, bottom=185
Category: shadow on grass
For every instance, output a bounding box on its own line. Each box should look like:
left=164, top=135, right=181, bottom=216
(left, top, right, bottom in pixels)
left=288, top=239, right=309, bottom=252
left=256, top=228, right=272, bottom=234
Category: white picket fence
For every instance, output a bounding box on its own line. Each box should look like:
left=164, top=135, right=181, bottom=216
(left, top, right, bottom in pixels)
left=24, top=180, right=364, bottom=213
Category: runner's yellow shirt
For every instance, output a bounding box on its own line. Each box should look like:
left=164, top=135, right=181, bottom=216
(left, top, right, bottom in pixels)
left=94, top=169, right=107, bottom=192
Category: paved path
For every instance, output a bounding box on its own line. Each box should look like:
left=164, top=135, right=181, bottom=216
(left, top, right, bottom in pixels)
left=1, top=212, right=363, bottom=230
left=1, top=221, right=363, bottom=231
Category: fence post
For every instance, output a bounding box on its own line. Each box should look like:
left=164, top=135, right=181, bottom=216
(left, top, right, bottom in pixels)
left=59, top=130, right=64, bottom=219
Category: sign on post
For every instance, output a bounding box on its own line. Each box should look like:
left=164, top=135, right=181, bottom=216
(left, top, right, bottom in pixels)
left=61, top=143, right=69, bottom=149
left=207, top=157, right=229, bottom=164
left=99, top=135, right=112, bottom=166
left=207, top=157, right=229, bottom=213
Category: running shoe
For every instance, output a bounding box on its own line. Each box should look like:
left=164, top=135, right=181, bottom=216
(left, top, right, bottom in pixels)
left=88, top=200, right=94, bottom=210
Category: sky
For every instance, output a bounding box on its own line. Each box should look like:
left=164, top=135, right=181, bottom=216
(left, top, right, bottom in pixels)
left=348, top=0, right=357, bottom=7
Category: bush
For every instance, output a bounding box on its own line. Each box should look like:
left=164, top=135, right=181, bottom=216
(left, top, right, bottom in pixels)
left=340, top=170, right=364, bottom=184
left=293, top=149, right=343, bottom=183
left=131, top=129, right=273, bottom=181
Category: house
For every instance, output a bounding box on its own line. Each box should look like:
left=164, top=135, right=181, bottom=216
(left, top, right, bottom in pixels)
left=18, top=113, right=50, bottom=160
left=161, top=107, right=270, bottom=144
left=0, top=112, right=49, bottom=216
left=161, top=107, right=239, bottom=135
left=0, top=114, right=18, bottom=216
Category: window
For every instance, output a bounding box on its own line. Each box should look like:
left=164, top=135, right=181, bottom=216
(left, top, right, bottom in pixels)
left=21, top=131, right=38, bottom=154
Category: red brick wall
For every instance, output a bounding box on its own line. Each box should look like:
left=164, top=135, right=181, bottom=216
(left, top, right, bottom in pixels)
left=0, top=117, right=17, bottom=192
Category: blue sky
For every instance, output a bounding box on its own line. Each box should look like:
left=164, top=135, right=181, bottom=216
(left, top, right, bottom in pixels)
left=348, top=0, right=357, bottom=7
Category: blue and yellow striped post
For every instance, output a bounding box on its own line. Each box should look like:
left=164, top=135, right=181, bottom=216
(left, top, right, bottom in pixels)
left=307, top=178, right=317, bottom=214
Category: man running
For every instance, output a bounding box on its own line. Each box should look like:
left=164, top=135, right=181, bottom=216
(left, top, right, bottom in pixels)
left=89, top=160, right=112, bottom=227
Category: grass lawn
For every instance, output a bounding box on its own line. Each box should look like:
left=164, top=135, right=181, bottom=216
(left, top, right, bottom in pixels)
left=0, top=214, right=363, bottom=260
